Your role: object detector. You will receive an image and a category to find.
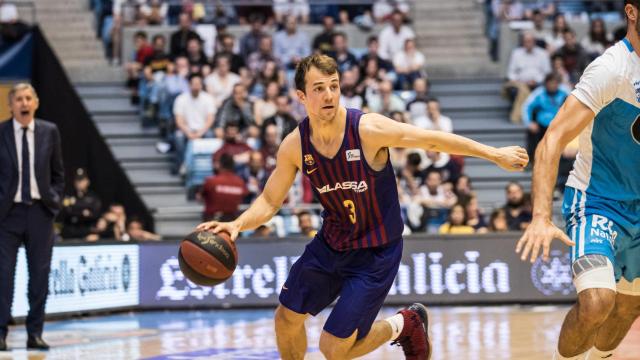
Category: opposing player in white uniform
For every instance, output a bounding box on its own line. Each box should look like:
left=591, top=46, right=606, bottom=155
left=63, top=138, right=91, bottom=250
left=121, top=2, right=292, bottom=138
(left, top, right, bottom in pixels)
left=516, top=1, right=640, bottom=359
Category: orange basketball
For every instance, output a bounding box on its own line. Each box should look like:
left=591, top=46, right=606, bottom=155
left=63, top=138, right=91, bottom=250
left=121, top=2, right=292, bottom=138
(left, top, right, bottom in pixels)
left=178, top=231, right=238, bottom=286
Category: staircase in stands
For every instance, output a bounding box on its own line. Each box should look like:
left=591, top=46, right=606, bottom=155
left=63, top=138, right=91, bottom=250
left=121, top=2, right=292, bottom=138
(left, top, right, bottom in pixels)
left=412, top=0, right=500, bottom=78
left=29, top=0, right=123, bottom=82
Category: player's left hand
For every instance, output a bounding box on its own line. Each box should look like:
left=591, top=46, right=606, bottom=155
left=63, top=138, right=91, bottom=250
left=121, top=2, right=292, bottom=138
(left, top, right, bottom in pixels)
left=493, top=146, right=529, bottom=171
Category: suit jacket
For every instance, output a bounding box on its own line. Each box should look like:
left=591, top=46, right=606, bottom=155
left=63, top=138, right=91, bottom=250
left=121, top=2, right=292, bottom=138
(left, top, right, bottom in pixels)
left=0, top=119, right=64, bottom=221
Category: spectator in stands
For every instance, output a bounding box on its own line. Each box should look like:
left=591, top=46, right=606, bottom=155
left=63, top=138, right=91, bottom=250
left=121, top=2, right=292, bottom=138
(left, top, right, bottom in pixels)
left=464, top=195, right=488, bottom=233
left=140, top=0, right=167, bottom=25
left=551, top=54, right=573, bottom=90
left=170, top=13, right=201, bottom=58
left=356, top=58, right=383, bottom=98
left=373, top=0, right=410, bottom=23
left=488, top=208, right=509, bottom=232
left=240, top=13, right=266, bottom=61
left=200, top=153, right=247, bottom=222
left=296, top=211, right=317, bottom=237
left=454, top=174, right=473, bottom=204
left=262, top=94, right=298, bottom=143
left=213, top=122, right=253, bottom=169
left=546, top=13, right=567, bottom=52
left=144, top=34, right=171, bottom=74
left=273, top=0, right=310, bottom=24
left=157, top=56, right=190, bottom=132
left=366, top=79, right=405, bottom=116
left=340, top=69, right=363, bottom=109
left=359, top=36, right=393, bottom=73
left=60, top=169, right=102, bottom=239
left=260, top=124, right=279, bottom=174
left=425, top=151, right=461, bottom=185
left=214, top=84, right=257, bottom=138
left=240, top=151, right=268, bottom=203
left=581, top=18, right=611, bottom=59
left=554, top=29, right=590, bottom=83
left=248, top=35, right=278, bottom=75
left=415, top=170, right=457, bottom=232
left=214, top=33, right=246, bottom=75
left=328, top=32, right=358, bottom=73
left=253, top=224, right=274, bottom=237
left=205, top=54, right=241, bottom=108
left=502, top=182, right=531, bottom=231
left=173, top=73, right=216, bottom=174
left=87, top=204, right=129, bottom=242
left=406, top=78, right=430, bottom=127
left=313, top=15, right=336, bottom=55
left=522, top=73, right=568, bottom=161
left=253, top=81, right=279, bottom=126
left=438, top=204, right=475, bottom=235
left=425, top=97, right=453, bottom=133
left=378, top=10, right=415, bottom=61
left=530, top=9, right=551, bottom=49
left=125, top=31, right=154, bottom=105
left=273, top=15, right=311, bottom=70
left=504, top=31, right=551, bottom=123
left=393, top=38, right=426, bottom=90
left=401, top=152, right=427, bottom=196
left=496, top=0, right=525, bottom=22
left=126, top=218, right=161, bottom=241
left=184, top=37, right=207, bottom=70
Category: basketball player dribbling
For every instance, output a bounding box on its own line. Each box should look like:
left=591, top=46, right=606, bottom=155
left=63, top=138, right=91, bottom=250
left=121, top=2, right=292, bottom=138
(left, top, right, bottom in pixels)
left=516, top=2, right=640, bottom=359
left=198, top=54, right=528, bottom=360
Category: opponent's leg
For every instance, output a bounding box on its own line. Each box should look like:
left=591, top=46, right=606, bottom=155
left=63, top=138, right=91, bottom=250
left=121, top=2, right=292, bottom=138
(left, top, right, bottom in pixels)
left=274, top=305, right=309, bottom=360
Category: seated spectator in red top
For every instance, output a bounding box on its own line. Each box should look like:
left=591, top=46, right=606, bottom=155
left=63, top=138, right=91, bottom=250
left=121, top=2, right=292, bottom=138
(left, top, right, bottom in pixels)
left=126, top=31, right=154, bottom=93
left=260, top=124, right=279, bottom=174
left=213, top=121, right=253, bottom=170
left=199, top=153, right=247, bottom=221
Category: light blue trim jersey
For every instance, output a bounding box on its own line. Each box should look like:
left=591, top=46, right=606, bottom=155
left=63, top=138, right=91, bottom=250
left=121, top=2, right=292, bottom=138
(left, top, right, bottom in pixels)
left=567, top=38, right=640, bottom=201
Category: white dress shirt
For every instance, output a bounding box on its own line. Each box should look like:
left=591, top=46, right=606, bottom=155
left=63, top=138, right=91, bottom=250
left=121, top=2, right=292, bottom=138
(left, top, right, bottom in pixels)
left=13, top=119, right=41, bottom=202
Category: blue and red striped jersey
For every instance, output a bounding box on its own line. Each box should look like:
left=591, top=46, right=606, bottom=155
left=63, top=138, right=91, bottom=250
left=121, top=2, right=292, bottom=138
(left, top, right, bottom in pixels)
left=299, top=108, right=403, bottom=251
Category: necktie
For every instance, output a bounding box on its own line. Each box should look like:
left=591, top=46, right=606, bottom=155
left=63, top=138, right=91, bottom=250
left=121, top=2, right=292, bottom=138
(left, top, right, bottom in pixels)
left=22, top=127, right=32, bottom=204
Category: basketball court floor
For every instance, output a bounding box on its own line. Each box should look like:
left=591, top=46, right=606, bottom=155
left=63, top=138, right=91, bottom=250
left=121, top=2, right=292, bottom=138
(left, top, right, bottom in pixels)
left=1, top=306, right=639, bottom=359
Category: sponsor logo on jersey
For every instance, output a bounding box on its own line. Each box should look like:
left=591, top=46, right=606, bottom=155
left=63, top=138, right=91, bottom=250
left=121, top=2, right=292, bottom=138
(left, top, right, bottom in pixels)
left=304, top=154, right=315, bottom=166
left=316, top=181, right=368, bottom=194
left=634, top=79, right=640, bottom=103
left=346, top=149, right=361, bottom=162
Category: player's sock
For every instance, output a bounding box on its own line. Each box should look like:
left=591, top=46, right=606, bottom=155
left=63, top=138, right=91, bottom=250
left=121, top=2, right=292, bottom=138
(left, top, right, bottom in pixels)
left=384, top=313, right=404, bottom=340
left=553, top=348, right=590, bottom=360
left=586, top=347, right=614, bottom=359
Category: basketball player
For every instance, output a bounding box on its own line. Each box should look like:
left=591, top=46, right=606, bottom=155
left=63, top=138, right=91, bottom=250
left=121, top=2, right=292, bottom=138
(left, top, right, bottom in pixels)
left=198, top=54, right=528, bottom=360
left=516, top=2, right=640, bottom=359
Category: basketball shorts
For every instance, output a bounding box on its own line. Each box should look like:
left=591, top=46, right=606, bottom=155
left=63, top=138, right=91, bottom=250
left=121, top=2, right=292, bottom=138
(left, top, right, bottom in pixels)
left=562, top=187, right=640, bottom=295
left=279, top=235, right=403, bottom=340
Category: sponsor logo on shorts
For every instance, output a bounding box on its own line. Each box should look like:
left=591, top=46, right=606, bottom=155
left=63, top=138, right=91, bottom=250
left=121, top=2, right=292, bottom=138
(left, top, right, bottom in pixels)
left=590, top=215, right=617, bottom=247
left=316, top=181, right=368, bottom=194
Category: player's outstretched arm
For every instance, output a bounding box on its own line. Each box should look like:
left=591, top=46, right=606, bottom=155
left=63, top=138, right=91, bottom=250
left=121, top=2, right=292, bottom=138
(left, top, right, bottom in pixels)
left=196, top=132, right=300, bottom=241
left=516, top=95, right=595, bottom=262
left=361, top=113, right=528, bottom=171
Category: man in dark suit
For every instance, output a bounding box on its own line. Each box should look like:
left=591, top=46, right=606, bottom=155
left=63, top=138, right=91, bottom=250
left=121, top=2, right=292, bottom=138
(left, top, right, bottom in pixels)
left=0, top=83, right=64, bottom=351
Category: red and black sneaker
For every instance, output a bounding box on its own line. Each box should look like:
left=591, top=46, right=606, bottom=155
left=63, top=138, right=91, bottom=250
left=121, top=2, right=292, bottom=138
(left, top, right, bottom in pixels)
left=391, top=303, right=432, bottom=360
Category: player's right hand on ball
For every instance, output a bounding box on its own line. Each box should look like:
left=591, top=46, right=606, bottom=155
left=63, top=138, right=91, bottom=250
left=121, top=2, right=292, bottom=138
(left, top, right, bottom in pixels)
left=196, top=221, right=241, bottom=242
left=515, top=217, right=574, bottom=263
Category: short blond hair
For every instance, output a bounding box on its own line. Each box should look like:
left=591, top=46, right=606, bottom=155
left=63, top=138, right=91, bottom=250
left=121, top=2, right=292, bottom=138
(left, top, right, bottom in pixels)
left=8, top=83, right=38, bottom=103
left=294, top=54, right=339, bottom=93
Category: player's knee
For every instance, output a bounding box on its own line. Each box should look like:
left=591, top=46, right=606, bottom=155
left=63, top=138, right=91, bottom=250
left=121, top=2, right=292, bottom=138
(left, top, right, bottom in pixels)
left=319, top=333, right=351, bottom=360
left=275, top=305, right=305, bottom=330
left=576, top=288, right=616, bottom=327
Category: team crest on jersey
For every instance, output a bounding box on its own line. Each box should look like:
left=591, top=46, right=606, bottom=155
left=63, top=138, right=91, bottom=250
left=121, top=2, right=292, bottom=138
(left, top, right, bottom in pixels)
left=633, top=79, right=640, bottom=103
left=304, top=154, right=315, bottom=166
left=346, top=149, right=361, bottom=162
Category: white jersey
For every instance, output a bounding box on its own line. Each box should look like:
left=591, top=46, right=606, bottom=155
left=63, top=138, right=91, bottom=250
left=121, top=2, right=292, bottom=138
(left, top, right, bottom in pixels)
left=566, top=38, right=640, bottom=201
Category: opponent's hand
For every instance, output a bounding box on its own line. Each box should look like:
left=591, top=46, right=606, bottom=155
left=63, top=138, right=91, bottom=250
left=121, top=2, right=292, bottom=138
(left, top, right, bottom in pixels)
left=493, top=146, right=529, bottom=172
left=515, top=217, right=575, bottom=263
left=196, top=220, right=241, bottom=242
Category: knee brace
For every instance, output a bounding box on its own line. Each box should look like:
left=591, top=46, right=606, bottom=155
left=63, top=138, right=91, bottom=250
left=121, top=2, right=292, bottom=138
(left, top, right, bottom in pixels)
left=572, top=254, right=616, bottom=293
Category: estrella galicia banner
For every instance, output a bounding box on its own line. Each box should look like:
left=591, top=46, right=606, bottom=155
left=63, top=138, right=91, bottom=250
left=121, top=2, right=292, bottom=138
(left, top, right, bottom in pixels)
left=139, top=235, right=576, bottom=308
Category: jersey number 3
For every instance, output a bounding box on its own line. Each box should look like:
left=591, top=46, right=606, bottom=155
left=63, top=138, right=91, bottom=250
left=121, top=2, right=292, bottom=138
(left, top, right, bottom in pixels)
left=343, top=200, right=356, bottom=224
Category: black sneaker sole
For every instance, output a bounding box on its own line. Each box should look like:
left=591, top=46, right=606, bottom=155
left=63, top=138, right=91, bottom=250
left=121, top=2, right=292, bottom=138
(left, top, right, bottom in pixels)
left=408, top=303, right=432, bottom=360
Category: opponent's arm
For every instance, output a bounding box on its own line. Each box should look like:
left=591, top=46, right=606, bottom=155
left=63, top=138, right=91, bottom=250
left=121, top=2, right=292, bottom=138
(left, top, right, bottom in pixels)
left=196, top=133, right=300, bottom=240
left=361, top=113, right=528, bottom=171
left=516, top=95, right=594, bottom=262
